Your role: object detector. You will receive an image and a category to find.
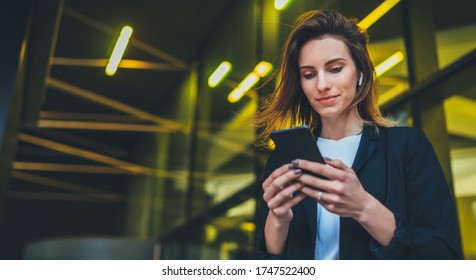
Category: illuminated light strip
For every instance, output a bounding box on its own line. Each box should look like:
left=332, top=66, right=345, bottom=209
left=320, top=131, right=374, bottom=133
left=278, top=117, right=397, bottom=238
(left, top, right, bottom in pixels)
left=358, top=0, right=401, bottom=30
left=274, top=0, right=292, bottom=11
left=254, top=61, right=273, bottom=77
left=208, top=61, right=232, bottom=88
left=38, top=120, right=175, bottom=133
left=227, top=61, right=272, bottom=103
left=18, top=133, right=152, bottom=175
left=228, top=73, right=260, bottom=103
left=375, top=51, right=404, bottom=77
left=106, top=26, right=133, bottom=76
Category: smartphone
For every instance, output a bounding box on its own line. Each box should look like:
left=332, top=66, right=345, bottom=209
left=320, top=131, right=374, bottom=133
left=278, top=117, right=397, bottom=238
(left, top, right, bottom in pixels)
left=270, top=125, right=326, bottom=167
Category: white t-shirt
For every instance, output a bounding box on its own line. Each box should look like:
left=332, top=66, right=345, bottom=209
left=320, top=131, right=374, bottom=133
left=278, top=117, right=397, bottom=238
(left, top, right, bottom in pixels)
left=314, top=133, right=362, bottom=260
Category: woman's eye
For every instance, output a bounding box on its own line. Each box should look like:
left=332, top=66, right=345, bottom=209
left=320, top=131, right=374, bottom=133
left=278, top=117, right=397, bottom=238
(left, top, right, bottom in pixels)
left=330, top=66, right=343, bottom=73
left=302, top=73, right=314, bottom=79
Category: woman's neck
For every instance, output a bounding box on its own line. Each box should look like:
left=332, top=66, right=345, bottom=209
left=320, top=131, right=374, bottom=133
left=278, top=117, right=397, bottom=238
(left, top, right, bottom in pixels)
left=319, top=110, right=363, bottom=140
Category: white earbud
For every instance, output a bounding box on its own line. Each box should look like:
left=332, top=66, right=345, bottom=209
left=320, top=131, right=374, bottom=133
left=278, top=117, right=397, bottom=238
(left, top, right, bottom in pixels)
left=358, top=72, right=363, bottom=87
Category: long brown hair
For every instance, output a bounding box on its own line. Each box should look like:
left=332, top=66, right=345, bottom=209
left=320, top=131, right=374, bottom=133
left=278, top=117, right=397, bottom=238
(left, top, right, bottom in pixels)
left=255, top=10, right=392, bottom=148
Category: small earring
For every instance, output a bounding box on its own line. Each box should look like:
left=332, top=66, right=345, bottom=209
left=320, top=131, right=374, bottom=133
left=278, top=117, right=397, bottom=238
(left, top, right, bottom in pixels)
left=358, top=72, right=363, bottom=87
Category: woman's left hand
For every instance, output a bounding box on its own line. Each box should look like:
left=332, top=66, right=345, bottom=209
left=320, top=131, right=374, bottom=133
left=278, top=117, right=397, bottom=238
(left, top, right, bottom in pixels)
left=294, top=158, right=371, bottom=220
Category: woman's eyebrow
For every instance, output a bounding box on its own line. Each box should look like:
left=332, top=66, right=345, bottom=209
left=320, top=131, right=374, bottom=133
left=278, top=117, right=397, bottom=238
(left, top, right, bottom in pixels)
left=299, top=57, right=348, bottom=69
left=298, top=65, right=314, bottom=70
left=325, top=57, right=347, bottom=66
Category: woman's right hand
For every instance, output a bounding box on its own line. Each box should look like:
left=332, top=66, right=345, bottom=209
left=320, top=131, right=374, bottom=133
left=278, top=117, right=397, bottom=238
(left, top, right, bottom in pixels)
left=262, top=162, right=306, bottom=255
left=263, top=162, right=306, bottom=226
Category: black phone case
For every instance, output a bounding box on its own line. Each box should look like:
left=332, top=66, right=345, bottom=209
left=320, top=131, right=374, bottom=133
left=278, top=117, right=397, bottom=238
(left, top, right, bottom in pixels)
left=270, top=125, right=326, bottom=165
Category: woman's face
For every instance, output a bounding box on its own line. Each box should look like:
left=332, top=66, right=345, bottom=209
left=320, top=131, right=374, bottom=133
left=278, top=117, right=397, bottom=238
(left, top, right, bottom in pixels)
left=298, top=36, right=360, bottom=121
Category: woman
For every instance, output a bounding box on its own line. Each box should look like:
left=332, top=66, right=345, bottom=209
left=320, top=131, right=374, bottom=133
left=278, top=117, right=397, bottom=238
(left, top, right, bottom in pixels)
left=254, top=10, right=462, bottom=259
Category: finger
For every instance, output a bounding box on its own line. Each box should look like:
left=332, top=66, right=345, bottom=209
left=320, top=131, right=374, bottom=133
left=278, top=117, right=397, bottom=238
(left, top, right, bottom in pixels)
left=296, top=173, right=335, bottom=193
left=324, top=158, right=354, bottom=173
left=263, top=163, right=296, bottom=187
left=293, top=159, right=346, bottom=181
left=299, top=186, right=322, bottom=201
left=263, top=169, right=303, bottom=201
left=300, top=187, right=337, bottom=205
left=267, top=181, right=304, bottom=209
left=271, top=192, right=307, bottom=216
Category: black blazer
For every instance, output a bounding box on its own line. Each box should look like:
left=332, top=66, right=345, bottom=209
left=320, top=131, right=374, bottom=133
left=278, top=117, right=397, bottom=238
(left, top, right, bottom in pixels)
left=256, top=125, right=463, bottom=259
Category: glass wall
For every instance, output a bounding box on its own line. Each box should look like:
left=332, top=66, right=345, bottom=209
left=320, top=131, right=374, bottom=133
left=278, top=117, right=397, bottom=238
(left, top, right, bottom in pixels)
left=445, top=95, right=476, bottom=259
left=434, top=0, right=476, bottom=259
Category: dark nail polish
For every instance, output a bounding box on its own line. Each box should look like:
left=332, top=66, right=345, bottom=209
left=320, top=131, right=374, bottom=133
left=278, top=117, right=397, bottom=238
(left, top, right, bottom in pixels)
left=292, top=159, right=300, bottom=167
left=294, top=169, right=302, bottom=175
left=288, top=163, right=294, bottom=170
left=323, top=157, right=332, bottom=162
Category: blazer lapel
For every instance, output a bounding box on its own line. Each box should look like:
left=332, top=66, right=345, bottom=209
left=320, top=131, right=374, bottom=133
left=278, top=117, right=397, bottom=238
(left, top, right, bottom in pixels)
left=352, top=125, right=379, bottom=173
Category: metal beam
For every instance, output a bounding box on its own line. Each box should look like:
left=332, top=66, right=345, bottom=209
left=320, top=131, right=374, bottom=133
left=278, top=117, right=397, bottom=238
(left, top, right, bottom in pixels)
left=34, top=128, right=128, bottom=158
left=47, top=78, right=189, bottom=133
left=12, top=162, right=135, bottom=174
left=7, top=191, right=124, bottom=202
left=18, top=133, right=152, bottom=175
left=47, top=78, right=255, bottom=159
left=37, top=120, right=175, bottom=133
left=40, top=111, right=148, bottom=123
left=22, top=0, right=63, bottom=127
left=381, top=50, right=476, bottom=109
left=401, top=0, right=453, bottom=188
left=0, top=0, right=35, bottom=223
left=11, top=171, right=126, bottom=202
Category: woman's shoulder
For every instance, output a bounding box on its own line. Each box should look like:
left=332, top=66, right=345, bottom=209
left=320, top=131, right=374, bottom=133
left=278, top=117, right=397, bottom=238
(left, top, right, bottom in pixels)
left=376, top=125, right=429, bottom=147
left=377, top=125, right=424, bottom=137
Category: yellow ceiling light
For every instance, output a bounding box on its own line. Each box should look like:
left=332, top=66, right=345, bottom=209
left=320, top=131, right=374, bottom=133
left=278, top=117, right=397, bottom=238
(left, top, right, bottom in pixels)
left=375, top=51, right=404, bottom=77
left=228, top=73, right=259, bottom=103
left=105, top=25, right=133, bottom=76
left=254, top=61, right=273, bottom=77
left=227, top=61, right=272, bottom=103
left=208, top=61, right=232, bottom=88
left=274, top=0, right=292, bottom=11
left=358, top=0, right=401, bottom=30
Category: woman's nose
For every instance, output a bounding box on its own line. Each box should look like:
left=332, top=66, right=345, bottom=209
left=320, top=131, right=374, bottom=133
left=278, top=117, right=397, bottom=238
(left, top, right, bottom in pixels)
left=316, top=75, right=330, bottom=91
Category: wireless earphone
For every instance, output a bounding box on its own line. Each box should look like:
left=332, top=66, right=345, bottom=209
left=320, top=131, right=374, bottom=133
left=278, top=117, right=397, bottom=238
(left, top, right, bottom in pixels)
left=358, top=72, right=363, bottom=87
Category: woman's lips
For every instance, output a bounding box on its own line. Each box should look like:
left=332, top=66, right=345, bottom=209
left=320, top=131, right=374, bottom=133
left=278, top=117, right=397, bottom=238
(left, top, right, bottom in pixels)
left=316, top=94, right=340, bottom=104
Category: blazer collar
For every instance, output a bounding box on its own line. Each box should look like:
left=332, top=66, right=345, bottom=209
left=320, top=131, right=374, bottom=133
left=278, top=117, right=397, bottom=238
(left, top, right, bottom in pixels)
left=311, top=124, right=380, bottom=173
